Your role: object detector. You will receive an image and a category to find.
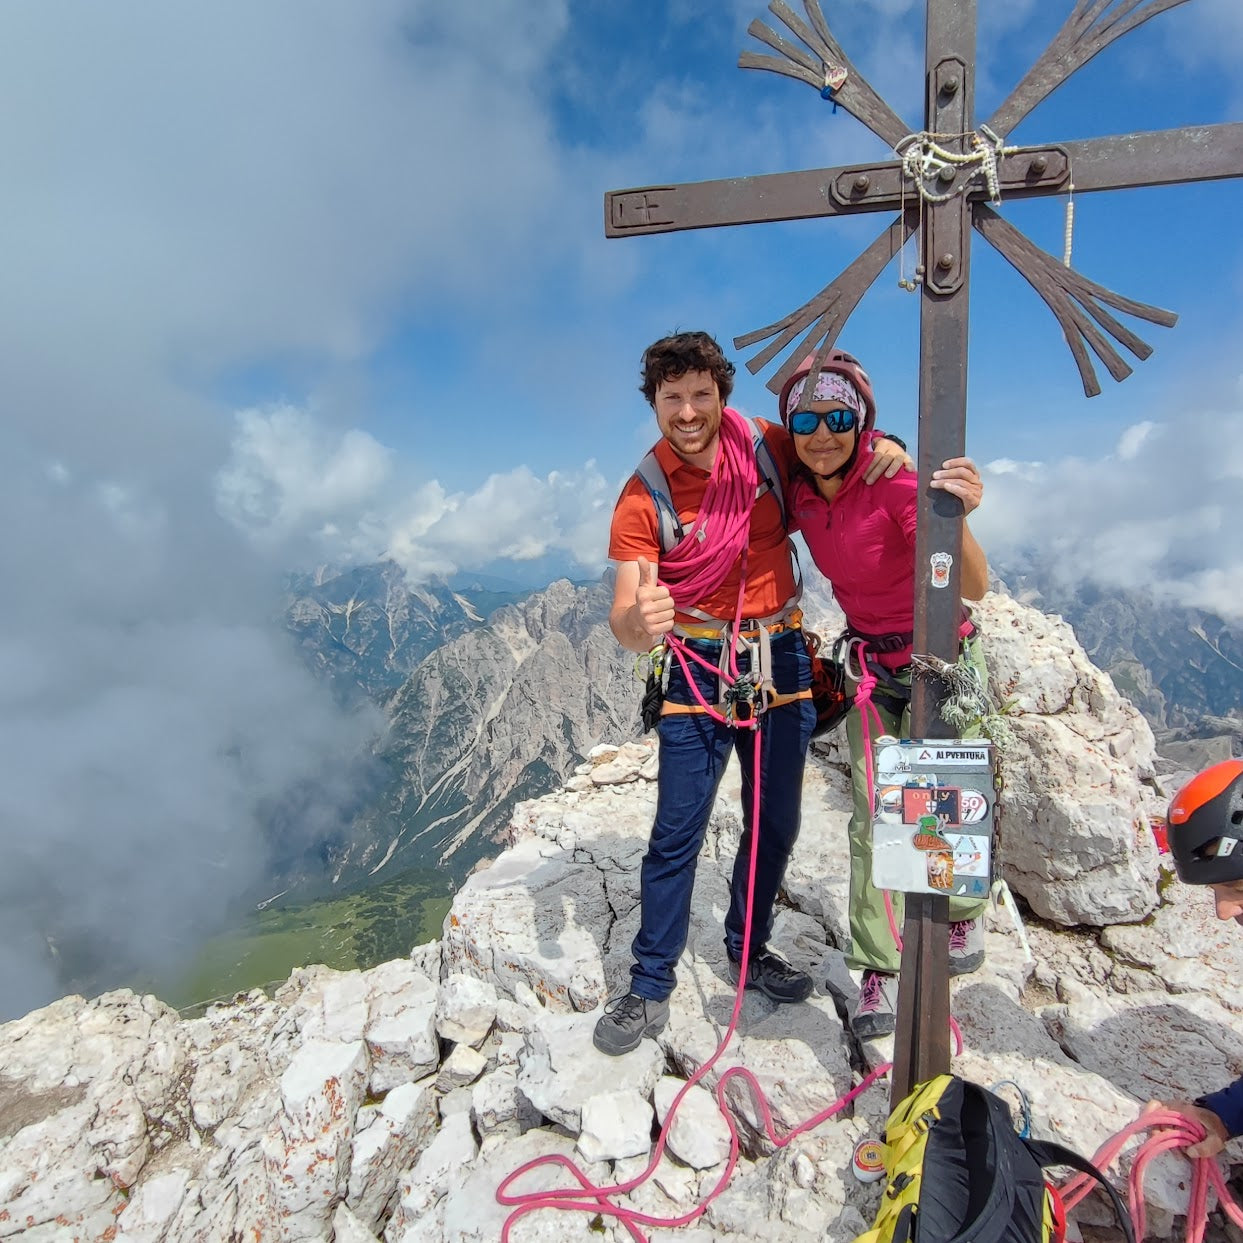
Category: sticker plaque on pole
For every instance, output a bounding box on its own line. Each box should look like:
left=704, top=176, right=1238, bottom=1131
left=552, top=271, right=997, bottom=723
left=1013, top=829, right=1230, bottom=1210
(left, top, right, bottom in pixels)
left=871, top=737, right=995, bottom=899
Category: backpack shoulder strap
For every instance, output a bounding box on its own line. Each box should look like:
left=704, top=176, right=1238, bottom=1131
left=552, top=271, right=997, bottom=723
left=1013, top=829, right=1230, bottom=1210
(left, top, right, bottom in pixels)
left=750, top=417, right=785, bottom=526
left=943, top=1085, right=1020, bottom=1243
left=1023, top=1138, right=1136, bottom=1243
left=633, top=449, right=684, bottom=555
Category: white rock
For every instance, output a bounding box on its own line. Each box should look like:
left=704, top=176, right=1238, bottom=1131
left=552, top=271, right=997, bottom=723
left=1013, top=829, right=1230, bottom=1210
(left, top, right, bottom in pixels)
left=438, top=1128, right=610, bottom=1242
left=333, top=1200, right=381, bottom=1243
left=386, top=1111, right=479, bottom=1232
left=577, top=1088, right=653, bottom=1162
left=443, top=837, right=612, bottom=1014
left=346, top=1078, right=438, bottom=1232
left=437, top=1043, right=488, bottom=1091
left=189, top=1038, right=263, bottom=1129
left=975, top=594, right=1160, bottom=926
left=281, top=965, right=372, bottom=1043
left=409, top=940, right=442, bottom=981
left=472, top=1067, right=542, bottom=1139
left=654, top=1077, right=731, bottom=1170
left=265, top=1038, right=369, bottom=1239
left=439, top=1085, right=475, bottom=1120
left=516, top=1012, right=665, bottom=1132
left=0, top=1097, right=119, bottom=1235
left=114, top=1169, right=193, bottom=1242
left=436, top=973, right=499, bottom=1047
left=362, top=958, right=440, bottom=1094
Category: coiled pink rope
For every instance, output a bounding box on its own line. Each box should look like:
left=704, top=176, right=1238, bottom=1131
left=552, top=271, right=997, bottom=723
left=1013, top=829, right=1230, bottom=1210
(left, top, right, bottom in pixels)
left=1058, top=1108, right=1243, bottom=1242
left=657, top=407, right=757, bottom=614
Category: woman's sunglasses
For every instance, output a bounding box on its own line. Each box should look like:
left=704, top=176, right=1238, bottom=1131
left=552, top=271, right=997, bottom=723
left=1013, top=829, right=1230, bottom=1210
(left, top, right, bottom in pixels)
left=789, top=408, right=857, bottom=436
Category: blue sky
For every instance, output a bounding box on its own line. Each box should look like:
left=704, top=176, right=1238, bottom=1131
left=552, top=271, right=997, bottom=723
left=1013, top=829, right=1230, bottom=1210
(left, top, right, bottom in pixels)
left=3, top=0, right=1240, bottom=596
left=0, top=1, right=1240, bottom=1010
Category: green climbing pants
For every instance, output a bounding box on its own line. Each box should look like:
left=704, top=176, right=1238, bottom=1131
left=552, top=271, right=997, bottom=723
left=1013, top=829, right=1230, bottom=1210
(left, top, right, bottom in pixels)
left=843, top=634, right=990, bottom=975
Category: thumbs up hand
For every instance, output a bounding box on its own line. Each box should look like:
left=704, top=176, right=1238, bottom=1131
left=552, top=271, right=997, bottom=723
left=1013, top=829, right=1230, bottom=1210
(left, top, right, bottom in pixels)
left=634, top=556, right=675, bottom=639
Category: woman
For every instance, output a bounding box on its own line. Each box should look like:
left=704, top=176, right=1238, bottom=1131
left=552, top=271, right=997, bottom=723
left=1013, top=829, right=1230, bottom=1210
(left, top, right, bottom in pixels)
left=781, top=350, right=990, bottom=1040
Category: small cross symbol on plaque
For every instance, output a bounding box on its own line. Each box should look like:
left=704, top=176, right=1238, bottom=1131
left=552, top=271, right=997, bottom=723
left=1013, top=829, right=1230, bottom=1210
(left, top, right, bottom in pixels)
left=604, top=0, right=1243, bottom=1102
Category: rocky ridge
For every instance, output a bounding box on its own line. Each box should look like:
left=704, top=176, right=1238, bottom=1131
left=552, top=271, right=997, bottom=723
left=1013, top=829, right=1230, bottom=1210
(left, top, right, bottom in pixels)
left=284, top=562, right=530, bottom=701
left=3, top=594, right=1241, bottom=1242
left=995, top=565, right=1243, bottom=751
left=331, top=578, right=636, bottom=884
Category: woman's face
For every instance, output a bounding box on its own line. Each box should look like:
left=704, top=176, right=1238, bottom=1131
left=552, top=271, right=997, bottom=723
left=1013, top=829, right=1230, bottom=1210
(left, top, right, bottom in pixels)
left=790, top=400, right=859, bottom=478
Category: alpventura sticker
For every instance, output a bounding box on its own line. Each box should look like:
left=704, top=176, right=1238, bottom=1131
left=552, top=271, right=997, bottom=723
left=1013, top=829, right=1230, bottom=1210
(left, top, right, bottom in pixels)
left=915, top=746, right=990, bottom=764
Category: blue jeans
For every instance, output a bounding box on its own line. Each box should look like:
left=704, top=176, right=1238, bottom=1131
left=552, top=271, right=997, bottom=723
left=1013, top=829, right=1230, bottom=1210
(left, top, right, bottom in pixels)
left=629, top=629, right=816, bottom=1001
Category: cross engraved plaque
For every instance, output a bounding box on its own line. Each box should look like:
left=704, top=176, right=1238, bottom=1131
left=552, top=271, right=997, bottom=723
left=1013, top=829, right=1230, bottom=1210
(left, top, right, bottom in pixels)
left=605, top=0, right=1243, bottom=1102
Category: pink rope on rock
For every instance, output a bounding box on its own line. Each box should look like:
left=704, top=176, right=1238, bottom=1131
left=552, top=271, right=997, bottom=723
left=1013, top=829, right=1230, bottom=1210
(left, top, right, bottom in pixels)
left=497, top=734, right=889, bottom=1241
left=1058, top=1108, right=1243, bottom=1243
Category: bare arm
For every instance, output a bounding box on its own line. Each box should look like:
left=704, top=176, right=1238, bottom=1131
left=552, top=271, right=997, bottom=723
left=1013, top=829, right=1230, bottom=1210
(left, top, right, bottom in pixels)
left=863, top=435, right=915, bottom=484
left=610, top=557, right=675, bottom=653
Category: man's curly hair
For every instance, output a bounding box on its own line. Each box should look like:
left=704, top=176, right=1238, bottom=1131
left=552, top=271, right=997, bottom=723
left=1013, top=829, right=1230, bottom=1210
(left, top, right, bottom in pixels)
left=639, top=331, right=735, bottom=405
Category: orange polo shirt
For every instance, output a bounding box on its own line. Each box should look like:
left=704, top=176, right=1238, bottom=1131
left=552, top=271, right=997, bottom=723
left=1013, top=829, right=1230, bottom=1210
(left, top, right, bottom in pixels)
left=609, top=418, right=798, bottom=623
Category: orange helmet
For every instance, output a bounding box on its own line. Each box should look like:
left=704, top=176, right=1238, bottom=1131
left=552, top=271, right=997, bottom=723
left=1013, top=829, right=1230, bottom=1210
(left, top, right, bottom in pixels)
left=1167, top=760, right=1243, bottom=886
left=777, top=348, right=878, bottom=434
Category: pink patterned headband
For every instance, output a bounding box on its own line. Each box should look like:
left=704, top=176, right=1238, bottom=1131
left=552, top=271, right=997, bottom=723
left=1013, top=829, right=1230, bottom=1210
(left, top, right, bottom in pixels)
left=785, top=371, right=864, bottom=416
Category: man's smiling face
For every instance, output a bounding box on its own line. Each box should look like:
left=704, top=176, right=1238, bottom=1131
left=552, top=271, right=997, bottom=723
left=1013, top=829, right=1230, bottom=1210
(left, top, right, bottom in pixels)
left=653, top=369, right=722, bottom=468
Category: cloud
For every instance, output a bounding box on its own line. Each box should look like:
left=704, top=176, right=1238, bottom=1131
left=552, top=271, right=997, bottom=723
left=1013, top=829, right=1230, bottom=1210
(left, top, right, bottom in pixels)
left=0, top=0, right=602, bottom=1016
left=974, top=401, right=1243, bottom=619
left=216, top=407, right=394, bottom=540
left=0, top=0, right=582, bottom=467
left=217, top=405, right=616, bottom=579
left=0, top=439, right=383, bottom=1020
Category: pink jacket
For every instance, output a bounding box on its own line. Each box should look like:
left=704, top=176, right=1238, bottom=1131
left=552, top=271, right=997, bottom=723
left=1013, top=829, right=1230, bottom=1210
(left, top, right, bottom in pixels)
left=789, top=431, right=919, bottom=664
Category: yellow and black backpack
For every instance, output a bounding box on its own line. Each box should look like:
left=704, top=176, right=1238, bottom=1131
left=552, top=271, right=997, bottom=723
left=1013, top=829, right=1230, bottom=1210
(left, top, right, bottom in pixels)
left=853, top=1074, right=1136, bottom=1243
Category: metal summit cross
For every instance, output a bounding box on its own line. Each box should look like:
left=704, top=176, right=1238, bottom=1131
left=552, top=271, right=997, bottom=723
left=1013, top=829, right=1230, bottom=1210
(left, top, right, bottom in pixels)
left=604, top=0, right=1243, bottom=1102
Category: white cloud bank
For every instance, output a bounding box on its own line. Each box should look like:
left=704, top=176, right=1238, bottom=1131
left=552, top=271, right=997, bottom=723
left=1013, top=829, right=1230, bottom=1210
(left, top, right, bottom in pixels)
left=974, top=395, right=1243, bottom=620
left=216, top=404, right=617, bottom=579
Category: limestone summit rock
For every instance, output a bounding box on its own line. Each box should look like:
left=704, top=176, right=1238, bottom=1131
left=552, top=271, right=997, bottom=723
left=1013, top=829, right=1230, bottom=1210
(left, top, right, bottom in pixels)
left=0, top=592, right=1236, bottom=1241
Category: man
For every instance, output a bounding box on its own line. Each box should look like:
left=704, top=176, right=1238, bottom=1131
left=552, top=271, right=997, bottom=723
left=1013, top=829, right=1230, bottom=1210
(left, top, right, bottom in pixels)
left=1148, top=759, right=1243, bottom=1156
left=594, top=331, right=907, bottom=1056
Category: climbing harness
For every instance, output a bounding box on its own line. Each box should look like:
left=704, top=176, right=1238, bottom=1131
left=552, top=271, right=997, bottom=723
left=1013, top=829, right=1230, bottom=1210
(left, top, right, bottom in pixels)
left=630, top=408, right=806, bottom=728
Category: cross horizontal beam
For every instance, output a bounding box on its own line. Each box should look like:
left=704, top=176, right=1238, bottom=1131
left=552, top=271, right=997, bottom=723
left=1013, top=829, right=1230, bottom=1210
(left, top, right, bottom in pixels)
left=604, top=121, right=1243, bottom=237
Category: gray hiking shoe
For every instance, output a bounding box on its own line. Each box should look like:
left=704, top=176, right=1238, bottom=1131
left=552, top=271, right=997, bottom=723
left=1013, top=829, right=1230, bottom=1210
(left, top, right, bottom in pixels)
left=592, top=992, right=669, bottom=1056
left=948, top=918, right=985, bottom=977
left=728, top=948, right=814, bottom=1003
left=851, top=970, right=897, bottom=1040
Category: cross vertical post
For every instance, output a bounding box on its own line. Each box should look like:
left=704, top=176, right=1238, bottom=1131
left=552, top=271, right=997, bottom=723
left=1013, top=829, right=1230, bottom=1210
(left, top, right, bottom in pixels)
left=604, top=0, right=1243, bottom=1116
left=890, top=0, right=977, bottom=1104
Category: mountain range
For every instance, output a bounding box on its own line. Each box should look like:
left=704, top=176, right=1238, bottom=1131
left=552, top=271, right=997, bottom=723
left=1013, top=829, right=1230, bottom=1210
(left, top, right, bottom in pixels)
left=280, top=561, right=1241, bottom=902
left=281, top=567, right=637, bottom=893
left=994, top=563, right=1243, bottom=751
